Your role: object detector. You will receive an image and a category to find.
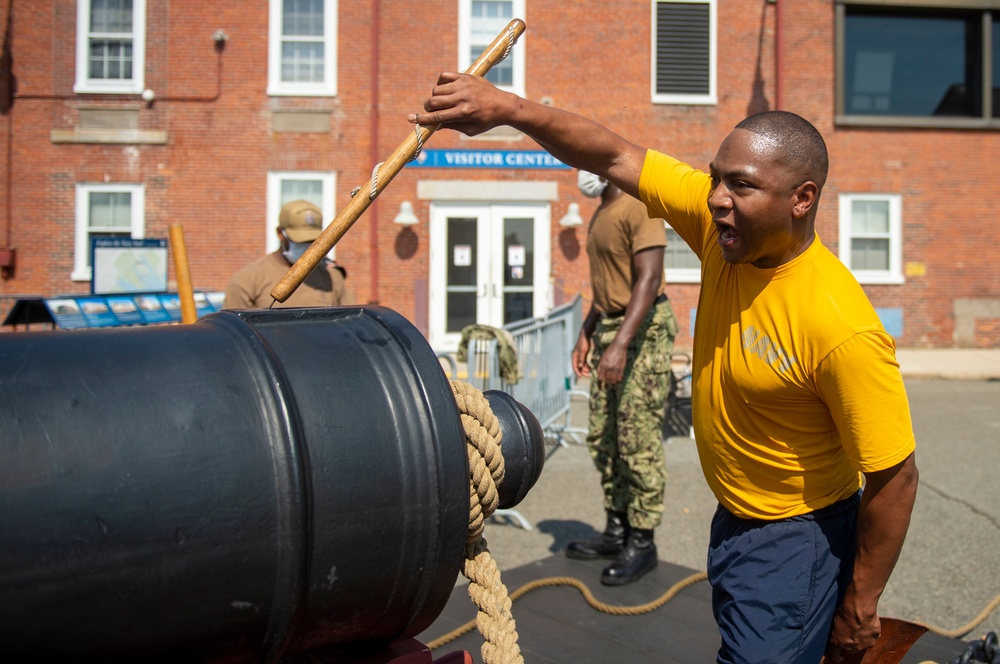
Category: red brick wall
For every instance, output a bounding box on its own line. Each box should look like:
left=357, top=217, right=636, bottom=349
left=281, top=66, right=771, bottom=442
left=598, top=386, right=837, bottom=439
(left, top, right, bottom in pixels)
left=0, top=0, right=997, bottom=348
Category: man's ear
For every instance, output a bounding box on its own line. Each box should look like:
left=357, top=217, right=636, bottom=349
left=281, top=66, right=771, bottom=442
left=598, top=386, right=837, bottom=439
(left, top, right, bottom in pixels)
left=791, top=181, right=819, bottom=219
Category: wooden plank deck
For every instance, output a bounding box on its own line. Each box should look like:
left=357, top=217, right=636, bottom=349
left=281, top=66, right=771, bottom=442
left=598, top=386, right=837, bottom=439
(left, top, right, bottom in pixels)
left=418, top=554, right=967, bottom=664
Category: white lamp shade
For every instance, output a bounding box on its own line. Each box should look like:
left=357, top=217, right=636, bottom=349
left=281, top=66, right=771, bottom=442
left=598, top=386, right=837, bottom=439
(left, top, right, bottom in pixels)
left=559, top=202, right=583, bottom=227
left=394, top=201, right=419, bottom=225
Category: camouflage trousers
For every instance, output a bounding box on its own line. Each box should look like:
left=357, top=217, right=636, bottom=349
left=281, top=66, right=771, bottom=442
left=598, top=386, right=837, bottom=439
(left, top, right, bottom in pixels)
left=586, top=298, right=678, bottom=530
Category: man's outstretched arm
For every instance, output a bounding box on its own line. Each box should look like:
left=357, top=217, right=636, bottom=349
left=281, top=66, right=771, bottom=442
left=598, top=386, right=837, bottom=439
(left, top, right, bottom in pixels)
left=409, top=72, right=648, bottom=198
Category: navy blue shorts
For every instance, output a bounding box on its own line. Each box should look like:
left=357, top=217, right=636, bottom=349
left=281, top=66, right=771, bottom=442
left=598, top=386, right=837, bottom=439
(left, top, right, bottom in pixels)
left=707, top=491, right=861, bottom=664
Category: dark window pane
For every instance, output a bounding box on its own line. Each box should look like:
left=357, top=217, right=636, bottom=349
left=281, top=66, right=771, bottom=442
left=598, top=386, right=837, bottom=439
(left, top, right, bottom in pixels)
left=844, top=9, right=981, bottom=117
left=993, top=15, right=999, bottom=118
left=656, top=2, right=710, bottom=95
left=504, top=292, right=533, bottom=325
left=503, top=217, right=532, bottom=285
left=447, top=217, right=477, bottom=287
left=447, top=291, right=476, bottom=333
left=89, top=39, right=132, bottom=80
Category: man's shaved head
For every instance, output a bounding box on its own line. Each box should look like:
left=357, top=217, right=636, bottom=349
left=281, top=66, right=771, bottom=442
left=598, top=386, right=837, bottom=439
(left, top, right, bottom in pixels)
left=735, top=111, right=829, bottom=189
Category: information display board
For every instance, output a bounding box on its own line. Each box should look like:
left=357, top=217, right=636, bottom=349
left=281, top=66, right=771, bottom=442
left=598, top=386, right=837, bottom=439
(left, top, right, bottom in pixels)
left=91, top=238, right=169, bottom=296
left=41, top=292, right=225, bottom=329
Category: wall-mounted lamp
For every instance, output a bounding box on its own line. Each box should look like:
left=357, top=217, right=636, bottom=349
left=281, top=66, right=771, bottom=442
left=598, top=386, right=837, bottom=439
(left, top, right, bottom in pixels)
left=393, top=201, right=419, bottom=226
left=559, top=202, right=583, bottom=227
left=212, top=29, right=229, bottom=52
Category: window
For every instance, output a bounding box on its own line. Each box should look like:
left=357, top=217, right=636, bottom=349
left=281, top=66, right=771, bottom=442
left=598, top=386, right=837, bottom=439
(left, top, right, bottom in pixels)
left=459, top=0, right=526, bottom=96
left=663, top=223, right=701, bottom=283
left=836, top=3, right=999, bottom=127
left=75, top=0, right=146, bottom=94
left=838, top=193, right=903, bottom=284
left=266, top=172, right=336, bottom=254
left=652, top=0, right=716, bottom=105
left=74, top=183, right=145, bottom=281
left=268, top=0, right=338, bottom=96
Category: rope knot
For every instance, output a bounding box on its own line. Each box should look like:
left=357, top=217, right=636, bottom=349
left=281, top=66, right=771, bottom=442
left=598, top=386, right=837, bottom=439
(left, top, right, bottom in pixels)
left=450, top=380, right=522, bottom=664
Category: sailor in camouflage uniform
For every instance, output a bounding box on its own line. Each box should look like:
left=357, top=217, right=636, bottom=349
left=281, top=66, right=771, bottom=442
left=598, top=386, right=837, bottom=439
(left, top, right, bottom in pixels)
left=566, top=171, right=678, bottom=585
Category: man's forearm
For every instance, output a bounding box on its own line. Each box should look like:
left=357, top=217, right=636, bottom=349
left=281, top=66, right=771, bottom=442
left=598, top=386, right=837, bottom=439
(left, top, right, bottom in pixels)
left=837, top=453, right=918, bottom=639
left=579, top=305, right=599, bottom=341
left=611, top=247, right=666, bottom=349
left=512, top=100, right=646, bottom=198
left=420, top=74, right=646, bottom=197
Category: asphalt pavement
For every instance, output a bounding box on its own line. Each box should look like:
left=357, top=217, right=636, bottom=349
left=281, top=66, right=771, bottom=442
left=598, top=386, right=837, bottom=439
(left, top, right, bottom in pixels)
left=480, top=349, right=1000, bottom=658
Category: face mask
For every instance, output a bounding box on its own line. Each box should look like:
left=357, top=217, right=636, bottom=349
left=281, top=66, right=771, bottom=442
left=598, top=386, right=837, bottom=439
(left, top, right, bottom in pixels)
left=282, top=240, right=312, bottom=263
left=577, top=170, right=608, bottom=198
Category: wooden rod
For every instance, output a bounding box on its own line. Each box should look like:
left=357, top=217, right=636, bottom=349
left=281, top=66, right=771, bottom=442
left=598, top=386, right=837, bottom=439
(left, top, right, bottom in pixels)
left=270, top=18, right=527, bottom=303
left=169, top=223, right=198, bottom=324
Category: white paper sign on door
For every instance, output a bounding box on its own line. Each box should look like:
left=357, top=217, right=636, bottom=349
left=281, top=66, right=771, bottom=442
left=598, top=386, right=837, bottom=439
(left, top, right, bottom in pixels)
left=507, top=245, right=525, bottom=267
left=453, top=245, right=472, bottom=266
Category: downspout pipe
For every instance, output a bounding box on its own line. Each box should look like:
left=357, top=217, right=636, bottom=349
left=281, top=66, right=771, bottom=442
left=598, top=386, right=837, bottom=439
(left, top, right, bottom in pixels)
left=774, top=0, right=783, bottom=110
left=368, top=0, right=380, bottom=304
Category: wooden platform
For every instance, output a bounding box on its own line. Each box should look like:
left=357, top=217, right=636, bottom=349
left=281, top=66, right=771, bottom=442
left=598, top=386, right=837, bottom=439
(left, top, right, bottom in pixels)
left=418, top=554, right=967, bottom=663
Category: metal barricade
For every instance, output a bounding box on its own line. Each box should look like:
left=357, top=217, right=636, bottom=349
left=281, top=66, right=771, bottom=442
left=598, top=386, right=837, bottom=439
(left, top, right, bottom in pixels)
left=461, top=296, right=587, bottom=530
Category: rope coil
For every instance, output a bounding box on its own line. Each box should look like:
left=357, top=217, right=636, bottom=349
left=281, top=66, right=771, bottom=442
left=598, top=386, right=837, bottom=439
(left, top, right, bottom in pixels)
left=450, top=380, right=523, bottom=664
left=439, top=380, right=711, bottom=661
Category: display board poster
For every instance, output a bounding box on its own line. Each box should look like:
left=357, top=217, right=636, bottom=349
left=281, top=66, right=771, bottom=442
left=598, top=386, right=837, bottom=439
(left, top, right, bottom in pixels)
left=91, top=238, right=169, bottom=296
left=42, top=292, right=225, bottom=329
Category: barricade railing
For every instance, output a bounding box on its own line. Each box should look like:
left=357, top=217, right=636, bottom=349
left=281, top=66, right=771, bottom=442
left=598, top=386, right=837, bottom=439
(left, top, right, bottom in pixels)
left=461, top=296, right=587, bottom=530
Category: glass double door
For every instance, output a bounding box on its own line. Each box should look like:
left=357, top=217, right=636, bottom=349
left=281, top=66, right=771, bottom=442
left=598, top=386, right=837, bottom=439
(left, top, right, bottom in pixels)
left=429, top=203, right=550, bottom=351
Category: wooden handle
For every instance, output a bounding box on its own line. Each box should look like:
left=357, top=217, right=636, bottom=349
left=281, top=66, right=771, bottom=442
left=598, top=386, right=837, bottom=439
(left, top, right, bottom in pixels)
left=169, top=223, right=198, bottom=324
left=270, top=18, right=527, bottom=303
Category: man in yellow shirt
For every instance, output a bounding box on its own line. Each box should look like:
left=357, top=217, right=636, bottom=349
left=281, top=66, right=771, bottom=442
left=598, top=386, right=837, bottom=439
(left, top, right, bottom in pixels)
left=410, top=76, right=919, bottom=663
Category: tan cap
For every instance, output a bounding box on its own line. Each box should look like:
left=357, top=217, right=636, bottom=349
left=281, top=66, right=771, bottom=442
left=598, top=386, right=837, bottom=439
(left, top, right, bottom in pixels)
left=278, top=200, right=323, bottom=243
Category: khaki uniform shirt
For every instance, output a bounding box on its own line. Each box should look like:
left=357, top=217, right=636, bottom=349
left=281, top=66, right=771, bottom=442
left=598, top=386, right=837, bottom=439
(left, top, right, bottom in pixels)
left=223, top=251, right=347, bottom=309
left=586, top=194, right=667, bottom=315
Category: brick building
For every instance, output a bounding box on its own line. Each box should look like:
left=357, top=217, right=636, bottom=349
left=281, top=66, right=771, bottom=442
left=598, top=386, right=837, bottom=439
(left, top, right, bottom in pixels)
left=0, top=0, right=997, bottom=349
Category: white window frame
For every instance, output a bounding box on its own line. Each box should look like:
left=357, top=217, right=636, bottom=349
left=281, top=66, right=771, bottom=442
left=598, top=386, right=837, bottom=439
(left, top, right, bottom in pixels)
left=73, top=183, right=146, bottom=281
left=838, top=193, right=904, bottom=285
left=75, top=0, right=146, bottom=94
left=663, top=222, right=701, bottom=283
left=651, top=0, right=717, bottom=105
left=266, top=171, right=337, bottom=255
left=267, top=0, right=338, bottom=97
left=458, top=0, right=526, bottom=98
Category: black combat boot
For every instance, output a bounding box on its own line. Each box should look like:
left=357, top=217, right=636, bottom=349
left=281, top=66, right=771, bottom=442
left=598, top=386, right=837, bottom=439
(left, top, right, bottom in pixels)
left=600, top=527, right=657, bottom=586
left=565, top=511, right=629, bottom=560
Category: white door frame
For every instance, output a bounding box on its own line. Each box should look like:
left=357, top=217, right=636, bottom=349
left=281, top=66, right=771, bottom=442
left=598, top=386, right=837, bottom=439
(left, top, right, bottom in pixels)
left=429, top=201, right=551, bottom=352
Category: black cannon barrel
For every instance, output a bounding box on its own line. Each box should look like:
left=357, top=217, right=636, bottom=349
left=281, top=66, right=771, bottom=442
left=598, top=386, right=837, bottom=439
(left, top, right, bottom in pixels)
left=0, top=306, right=543, bottom=662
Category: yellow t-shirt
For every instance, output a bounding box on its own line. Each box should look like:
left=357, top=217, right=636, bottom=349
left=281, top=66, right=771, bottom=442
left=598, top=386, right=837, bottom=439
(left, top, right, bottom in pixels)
left=639, top=150, right=915, bottom=520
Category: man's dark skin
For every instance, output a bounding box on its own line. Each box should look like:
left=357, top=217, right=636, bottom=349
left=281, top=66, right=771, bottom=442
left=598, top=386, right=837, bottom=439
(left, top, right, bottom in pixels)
left=409, top=71, right=919, bottom=660
left=572, top=181, right=664, bottom=387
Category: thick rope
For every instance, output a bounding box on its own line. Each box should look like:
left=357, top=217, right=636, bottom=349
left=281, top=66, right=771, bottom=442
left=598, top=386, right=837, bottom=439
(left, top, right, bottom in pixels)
left=918, top=591, right=1000, bottom=640
left=450, top=380, right=523, bottom=664
left=426, top=570, right=709, bottom=651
